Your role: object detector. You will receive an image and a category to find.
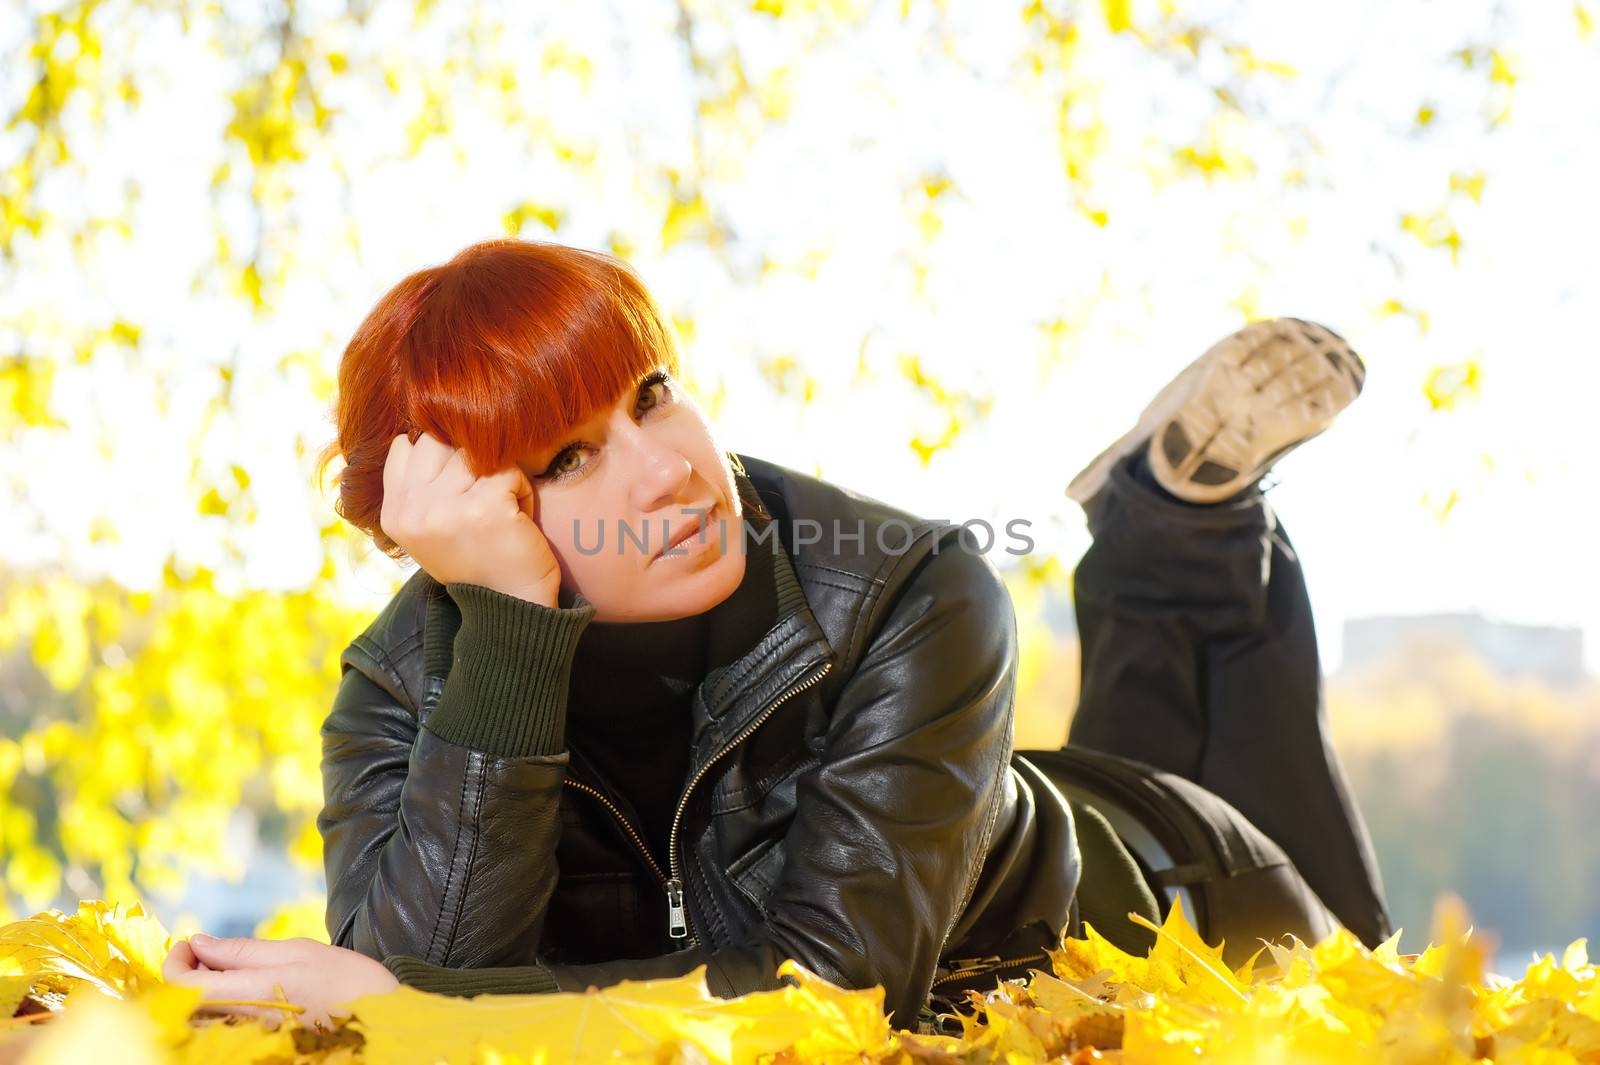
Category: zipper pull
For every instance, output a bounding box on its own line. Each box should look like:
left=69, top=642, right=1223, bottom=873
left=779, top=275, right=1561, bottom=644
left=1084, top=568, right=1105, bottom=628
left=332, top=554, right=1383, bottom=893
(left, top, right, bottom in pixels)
left=944, top=954, right=1002, bottom=976
left=665, top=878, right=689, bottom=939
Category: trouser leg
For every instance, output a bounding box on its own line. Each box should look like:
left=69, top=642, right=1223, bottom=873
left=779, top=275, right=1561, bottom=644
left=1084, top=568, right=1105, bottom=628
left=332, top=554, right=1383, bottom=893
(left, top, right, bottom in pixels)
left=1065, top=454, right=1393, bottom=947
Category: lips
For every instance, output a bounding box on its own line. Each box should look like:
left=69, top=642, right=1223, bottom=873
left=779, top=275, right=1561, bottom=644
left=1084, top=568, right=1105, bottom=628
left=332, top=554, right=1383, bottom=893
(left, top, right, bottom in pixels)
left=654, top=505, right=716, bottom=560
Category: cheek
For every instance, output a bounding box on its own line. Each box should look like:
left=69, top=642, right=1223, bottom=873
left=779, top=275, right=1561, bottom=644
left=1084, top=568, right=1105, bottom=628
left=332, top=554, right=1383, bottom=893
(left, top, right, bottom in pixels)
left=537, top=505, right=624, bottom=589
left=671, top=416, right=731, bottom=492
left=534, top=506, right=583, bottom=574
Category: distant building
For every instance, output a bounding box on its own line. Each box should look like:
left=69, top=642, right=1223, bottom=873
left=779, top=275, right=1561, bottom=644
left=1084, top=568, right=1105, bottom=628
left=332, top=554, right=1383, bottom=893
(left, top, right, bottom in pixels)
left=1340, top=613, right=1586, bottom=687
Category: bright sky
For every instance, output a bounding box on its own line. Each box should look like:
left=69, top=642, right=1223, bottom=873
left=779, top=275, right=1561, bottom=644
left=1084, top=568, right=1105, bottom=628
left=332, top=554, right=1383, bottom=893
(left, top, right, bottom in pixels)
left=2, top=0, right=1596, bottom=671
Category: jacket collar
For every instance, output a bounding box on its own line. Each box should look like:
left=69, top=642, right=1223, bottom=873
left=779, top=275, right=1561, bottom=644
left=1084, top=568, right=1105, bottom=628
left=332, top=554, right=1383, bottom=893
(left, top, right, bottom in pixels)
left=690, top=460, right=835, bottom=748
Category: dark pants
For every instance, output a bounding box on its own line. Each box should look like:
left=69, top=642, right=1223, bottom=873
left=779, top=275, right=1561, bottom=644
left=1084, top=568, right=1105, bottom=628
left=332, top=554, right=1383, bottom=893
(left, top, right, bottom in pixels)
left=1066, top=455, right=1394, bottom=948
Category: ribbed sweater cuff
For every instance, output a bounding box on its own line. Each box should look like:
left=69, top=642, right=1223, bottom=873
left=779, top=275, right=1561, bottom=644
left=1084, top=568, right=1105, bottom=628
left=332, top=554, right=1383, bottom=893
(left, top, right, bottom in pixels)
left=421, top=583, right=595, bottom=757
left=383, top=954, right=561, bottom=997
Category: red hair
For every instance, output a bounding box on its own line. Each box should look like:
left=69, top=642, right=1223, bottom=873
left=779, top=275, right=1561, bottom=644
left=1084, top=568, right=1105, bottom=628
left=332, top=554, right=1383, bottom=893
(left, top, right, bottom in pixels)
left=315, top=239, right=681, bottom=559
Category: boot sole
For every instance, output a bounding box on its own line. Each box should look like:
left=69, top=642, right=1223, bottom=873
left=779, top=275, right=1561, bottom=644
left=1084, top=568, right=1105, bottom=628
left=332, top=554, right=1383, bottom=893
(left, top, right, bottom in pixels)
left=1065, top=318, right=1365, bottom=505
left=1147, top=318, right=1365, bottom=504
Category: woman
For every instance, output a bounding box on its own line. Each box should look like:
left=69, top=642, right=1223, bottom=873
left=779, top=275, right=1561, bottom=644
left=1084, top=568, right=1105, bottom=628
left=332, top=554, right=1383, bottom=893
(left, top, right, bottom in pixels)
left=163, top=240, right=1390, bottom=1031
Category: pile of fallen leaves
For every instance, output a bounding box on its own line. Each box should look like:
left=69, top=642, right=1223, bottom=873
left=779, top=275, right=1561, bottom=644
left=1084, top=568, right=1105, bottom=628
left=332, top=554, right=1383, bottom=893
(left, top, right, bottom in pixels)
left=2, top=897, right=1597, bottom=1064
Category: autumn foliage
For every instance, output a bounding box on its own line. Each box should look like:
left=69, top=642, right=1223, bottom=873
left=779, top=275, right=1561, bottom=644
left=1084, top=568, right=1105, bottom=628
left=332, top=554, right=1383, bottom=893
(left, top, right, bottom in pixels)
left=2, top=896, right=1598, bottom=1064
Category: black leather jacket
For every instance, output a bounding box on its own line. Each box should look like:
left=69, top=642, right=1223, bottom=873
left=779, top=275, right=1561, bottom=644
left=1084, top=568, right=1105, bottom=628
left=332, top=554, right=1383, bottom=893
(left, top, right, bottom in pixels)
left=318, top=452, right=1080, bottom=1025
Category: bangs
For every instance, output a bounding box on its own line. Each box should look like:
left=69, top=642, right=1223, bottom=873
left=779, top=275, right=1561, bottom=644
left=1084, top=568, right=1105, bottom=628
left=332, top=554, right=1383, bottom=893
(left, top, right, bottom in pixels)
left=399, top=241, right=680, bottom=478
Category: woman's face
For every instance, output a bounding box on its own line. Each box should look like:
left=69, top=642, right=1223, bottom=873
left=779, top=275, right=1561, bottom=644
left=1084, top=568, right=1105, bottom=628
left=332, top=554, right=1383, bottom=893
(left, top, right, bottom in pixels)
left=521, top=368, right=747, bottom=622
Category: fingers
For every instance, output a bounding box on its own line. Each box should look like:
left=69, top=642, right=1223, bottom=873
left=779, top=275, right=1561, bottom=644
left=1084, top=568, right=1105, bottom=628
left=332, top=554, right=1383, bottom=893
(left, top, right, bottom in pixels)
left=383, top=430, right=463, bottom=494
left=381, top=433, right=412, bottom=501
left=474, top=465, right=536, bottom=509
left=172, top=966, right=308, bottom=1024
left=168, top=963, right=295, bottom=1012
left=431, top=445, right=472, bottom=490
left=172, top=963, right=329, bottom=1030
left=519, top=473, right=541, bottom=523
left=187, top=934, right=303, bottom=970
left=407, top=431, right=456, bottom=484
left=163, top=939, right=199, bottom=982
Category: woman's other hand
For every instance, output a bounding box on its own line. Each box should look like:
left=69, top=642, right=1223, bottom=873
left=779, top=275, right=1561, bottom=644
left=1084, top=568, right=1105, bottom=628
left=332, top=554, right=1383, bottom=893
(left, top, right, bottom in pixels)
left=162, top=934, right=400, bottom=1029
left=379, top=431, right=562, bottom=606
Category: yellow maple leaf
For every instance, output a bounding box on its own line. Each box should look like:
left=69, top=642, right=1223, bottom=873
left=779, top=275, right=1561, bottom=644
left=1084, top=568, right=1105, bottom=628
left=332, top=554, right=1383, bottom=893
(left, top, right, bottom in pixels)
left=1129, top=895, right=1249, bottom=1008
left=0, top=900, right=174, bottom=1005
left=345, top=962, right=888, bottom=1065
left=173, top=1017, right=298, bottom=1064
left=1049, top=919, right=1152, bottom=991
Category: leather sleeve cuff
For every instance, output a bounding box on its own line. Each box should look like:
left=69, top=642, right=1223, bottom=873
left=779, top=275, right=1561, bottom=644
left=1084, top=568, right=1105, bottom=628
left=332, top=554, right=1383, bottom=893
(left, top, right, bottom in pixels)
left=421, top=582, right=596, bottom=757
left=383, top=954, right=562, bottom=997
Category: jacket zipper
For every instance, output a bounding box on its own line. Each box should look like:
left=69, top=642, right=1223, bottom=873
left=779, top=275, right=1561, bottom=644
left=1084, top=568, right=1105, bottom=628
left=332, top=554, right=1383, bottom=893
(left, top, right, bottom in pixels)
left=561, top=778, right=669, bottom=887
left=929, top=951, right=1053, bottom=990
left=665, top=660, right=834, bottom=945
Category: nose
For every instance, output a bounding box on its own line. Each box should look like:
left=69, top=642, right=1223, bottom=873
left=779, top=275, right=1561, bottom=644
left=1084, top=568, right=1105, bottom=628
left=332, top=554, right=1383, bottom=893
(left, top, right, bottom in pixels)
left=624, top=426, right=693, bottom=515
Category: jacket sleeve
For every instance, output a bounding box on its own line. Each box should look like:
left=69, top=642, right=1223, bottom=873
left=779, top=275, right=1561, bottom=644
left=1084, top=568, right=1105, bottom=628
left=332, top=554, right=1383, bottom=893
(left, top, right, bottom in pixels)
left=318, top=581, right=594, bottom=980
left=382, top=532, right=1020, bottom=1027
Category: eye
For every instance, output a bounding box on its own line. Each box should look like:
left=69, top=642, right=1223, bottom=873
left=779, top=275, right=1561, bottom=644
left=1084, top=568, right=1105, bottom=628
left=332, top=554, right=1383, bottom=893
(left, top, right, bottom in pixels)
left=537, top=371, right=674, bottom=483
left=548, top=446, right=588, bottom=478
left=637, top=371, right=673, bottom=414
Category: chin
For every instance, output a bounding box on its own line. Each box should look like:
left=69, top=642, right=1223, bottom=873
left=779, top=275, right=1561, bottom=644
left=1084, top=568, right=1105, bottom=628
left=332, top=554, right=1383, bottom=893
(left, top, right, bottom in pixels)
left=656, top=549, right=745, bottom=619
left=591, top=550, right=746, bottom=623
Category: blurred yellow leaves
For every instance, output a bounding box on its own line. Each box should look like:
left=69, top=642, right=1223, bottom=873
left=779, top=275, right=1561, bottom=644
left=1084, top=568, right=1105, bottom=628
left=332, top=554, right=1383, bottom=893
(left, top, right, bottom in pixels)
left=1450, top=170, right=1487, bottom=203
left=1376, top=298, right=1432, bottom=335
left=0, top=357, right=63, bottom=434
left=748, top=0, right=872, bottom=21
left=0, top=567, right=369, bottom=912
left=539, top=40, right=594, bottom=90
left=910, top=173, right=954, bottom=244
left=661, top=185, right=713, bottom=251
left=757, top=354, right=819, bottom=404
left=1422, top=360, right=1483, bottom=412
left=1102, top=0, right=1133, bottom=35
left=1397, top=172, right=1483, bottom=270
left=251, top=893, right=329, bottom=943
left=6, top=578, right=92, bottom=693
left=1489, top=49, right=1519, bottom=88
left=897, top=353, right=992, bottom=466
left=502, top=201, right=565, bottom=236
left=19, top=5, right=107, bottom=131
left=226, top=58, right=312, bottom=170
left=1455, top=46, right=1519, bottom=126
left=1171, top=112, right=1256, bottom=183
left=1022, top=0, right=1082, bottom=76
left=1222, top=43, right=1298, bottom=80
left=1401, top=207, right=1464, bottom=264
left=752, top=65, right=796, bottom=120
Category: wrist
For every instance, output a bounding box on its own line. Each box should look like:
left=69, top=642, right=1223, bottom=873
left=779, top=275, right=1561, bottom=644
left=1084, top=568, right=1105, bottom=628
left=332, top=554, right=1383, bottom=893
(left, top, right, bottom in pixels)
left=426, top=582, right=595, bottom=756
left=485, top=576, right=561, bottom=608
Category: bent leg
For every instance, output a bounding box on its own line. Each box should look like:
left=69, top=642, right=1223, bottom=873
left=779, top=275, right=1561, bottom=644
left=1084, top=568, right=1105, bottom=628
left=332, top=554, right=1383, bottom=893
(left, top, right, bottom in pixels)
left=1066, top=453, right=1393, bottom=947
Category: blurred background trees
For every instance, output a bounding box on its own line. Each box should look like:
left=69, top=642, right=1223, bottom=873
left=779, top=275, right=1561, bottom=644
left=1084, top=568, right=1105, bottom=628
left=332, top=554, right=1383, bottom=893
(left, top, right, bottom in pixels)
left=1, top=0, right=1594, bottom=959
